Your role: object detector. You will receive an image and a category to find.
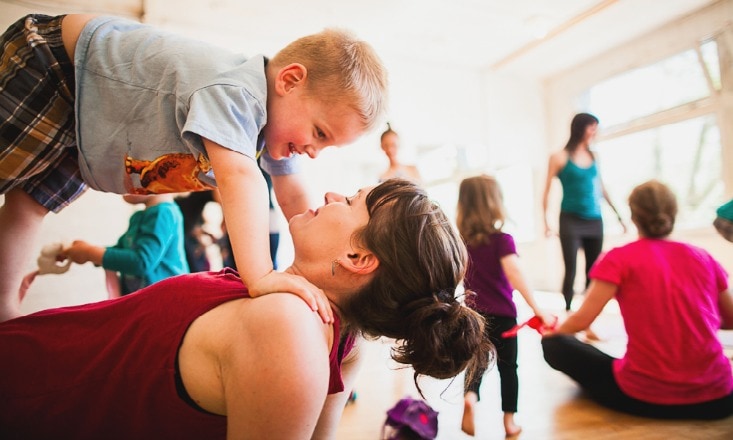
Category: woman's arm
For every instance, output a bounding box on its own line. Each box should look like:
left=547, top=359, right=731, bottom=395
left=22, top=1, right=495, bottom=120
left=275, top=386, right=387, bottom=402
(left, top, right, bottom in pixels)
left=552, top=279, right=617, bottom=334
left=223, top=294, right=333, bottom=439
left=719, top=288, right=733, bottom=329
left=542, top=152, right=564, bottom=236
left=311, top=338, right=365, bottom=439
left=499, top=254, right=554, bottom=325
left=600, top=180, right=627, bottom=233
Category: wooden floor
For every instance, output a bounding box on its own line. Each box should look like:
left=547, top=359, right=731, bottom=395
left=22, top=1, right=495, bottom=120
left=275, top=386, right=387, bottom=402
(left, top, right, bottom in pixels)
left=335, top=291, right=733, bottom=440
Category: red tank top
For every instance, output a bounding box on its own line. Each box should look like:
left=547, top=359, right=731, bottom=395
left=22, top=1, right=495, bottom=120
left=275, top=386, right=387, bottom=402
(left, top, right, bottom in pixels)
left=0, top=269, right=353, bottom=439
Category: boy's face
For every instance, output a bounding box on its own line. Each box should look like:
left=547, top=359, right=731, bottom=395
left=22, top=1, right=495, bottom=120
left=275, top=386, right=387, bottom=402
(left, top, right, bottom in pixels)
left=264, top=64, right=365, bottom=160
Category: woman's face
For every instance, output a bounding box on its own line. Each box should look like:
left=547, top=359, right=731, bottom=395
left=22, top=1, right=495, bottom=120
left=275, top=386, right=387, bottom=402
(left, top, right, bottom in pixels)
left=583, top=122, right=598, bottom=142
left=380, top=132, right=399, bottom=160
left=289, top=186, right=375, bottom=272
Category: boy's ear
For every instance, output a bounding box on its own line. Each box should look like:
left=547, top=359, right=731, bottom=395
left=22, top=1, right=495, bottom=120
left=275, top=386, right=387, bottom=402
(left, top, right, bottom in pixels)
left=276, top=63, right=307, bottom=94
left=340, top=251, right=380, bottom=275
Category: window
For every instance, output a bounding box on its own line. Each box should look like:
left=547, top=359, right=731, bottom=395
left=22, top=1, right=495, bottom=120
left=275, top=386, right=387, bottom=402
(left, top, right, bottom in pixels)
left=584, top=49, right=713, bottom=127
left=580, top=38, right=725, bottom=230
left=595, top=114, right=722, bottom=229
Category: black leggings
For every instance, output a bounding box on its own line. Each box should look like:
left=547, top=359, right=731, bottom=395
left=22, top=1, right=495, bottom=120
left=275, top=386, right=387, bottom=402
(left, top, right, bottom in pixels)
left=465, top=314, right=519, bottom=413
left=558, top=212, right=603, bottom=310
left=542, top=335, right=733, bottom=420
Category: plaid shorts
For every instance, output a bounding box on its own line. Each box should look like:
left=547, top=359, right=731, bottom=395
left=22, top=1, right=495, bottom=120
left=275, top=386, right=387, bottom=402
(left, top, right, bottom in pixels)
left=0, top=14, right=86, bottom=212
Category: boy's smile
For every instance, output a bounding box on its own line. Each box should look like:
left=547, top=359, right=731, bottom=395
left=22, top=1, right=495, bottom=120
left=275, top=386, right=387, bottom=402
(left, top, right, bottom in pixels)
left=264, top=63, right=365, bottom=161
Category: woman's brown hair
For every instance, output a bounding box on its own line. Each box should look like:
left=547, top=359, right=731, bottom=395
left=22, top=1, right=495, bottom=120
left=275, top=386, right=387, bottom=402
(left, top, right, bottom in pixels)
left=340, top=179, right=494, bottom=393
left=629, top=180, right=677, bottom=238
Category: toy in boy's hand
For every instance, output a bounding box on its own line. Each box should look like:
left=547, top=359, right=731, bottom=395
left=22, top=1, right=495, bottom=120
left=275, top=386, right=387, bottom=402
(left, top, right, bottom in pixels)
left=501, top=315, right=558, bottom=338
left=19, top=243, right=71, bottom=302
left=36, top=242, right=71, bottom=275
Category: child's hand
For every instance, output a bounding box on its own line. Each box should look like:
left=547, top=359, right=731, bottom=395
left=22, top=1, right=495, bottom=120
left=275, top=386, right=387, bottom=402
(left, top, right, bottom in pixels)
left=537, top=312, right=557, bottom=329
left=532, top=312, right=558, bottom=335
left=249, top=271, right=333, bottom=324
left=61, top=240, right=104, bottom=266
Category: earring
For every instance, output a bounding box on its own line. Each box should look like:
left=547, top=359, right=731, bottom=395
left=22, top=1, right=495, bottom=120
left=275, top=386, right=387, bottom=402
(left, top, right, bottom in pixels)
left=331, top=259, right=340, bottom=276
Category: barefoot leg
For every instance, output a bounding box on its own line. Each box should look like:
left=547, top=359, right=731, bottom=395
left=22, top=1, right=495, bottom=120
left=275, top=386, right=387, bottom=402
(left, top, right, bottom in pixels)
left=461, top=391, right=478, bottom=436
left=503, top=412, right=522, bottom=437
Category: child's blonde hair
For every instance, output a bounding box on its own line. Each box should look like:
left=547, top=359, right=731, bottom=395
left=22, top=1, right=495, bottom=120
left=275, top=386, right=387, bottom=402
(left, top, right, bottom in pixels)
left=457, top=175, right=506, bottom=247
left=271, top=28, right=388, bottom=131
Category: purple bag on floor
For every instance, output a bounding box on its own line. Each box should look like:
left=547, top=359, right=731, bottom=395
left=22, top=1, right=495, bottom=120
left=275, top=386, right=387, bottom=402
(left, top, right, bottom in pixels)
left=381, top=397, right=439, bottom=440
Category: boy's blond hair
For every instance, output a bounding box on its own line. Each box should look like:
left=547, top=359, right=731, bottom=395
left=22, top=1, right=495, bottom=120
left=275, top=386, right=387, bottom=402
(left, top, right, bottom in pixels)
left=271, top=28, right=388, bottom=131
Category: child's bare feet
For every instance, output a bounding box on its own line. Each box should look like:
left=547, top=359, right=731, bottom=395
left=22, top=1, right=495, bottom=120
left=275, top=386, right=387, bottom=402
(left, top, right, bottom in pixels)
left=461, top=392, right=477, bottom=436
left=504, top=413, right=522, bottom=437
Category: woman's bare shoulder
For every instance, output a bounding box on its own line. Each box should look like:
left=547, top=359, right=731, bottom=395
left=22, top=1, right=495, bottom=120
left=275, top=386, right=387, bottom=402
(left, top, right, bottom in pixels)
left=239, top=294, right=333, bottom=351
left=548, top=150, right=568, bottom=171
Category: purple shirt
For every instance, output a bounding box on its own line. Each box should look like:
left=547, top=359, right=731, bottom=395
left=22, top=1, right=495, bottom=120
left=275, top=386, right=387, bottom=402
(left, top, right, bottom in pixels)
left=591, top=238, right=732, bottom=404
left=464, top=232, right=518, bottom=317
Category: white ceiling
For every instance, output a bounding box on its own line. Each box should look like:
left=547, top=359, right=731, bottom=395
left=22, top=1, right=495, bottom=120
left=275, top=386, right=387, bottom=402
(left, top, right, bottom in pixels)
left=2, top=0, right=718, bottom=78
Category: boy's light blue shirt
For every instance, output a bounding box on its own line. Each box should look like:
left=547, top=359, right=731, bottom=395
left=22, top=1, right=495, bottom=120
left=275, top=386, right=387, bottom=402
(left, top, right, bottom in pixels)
left=74, top=16, right=298, bottom=195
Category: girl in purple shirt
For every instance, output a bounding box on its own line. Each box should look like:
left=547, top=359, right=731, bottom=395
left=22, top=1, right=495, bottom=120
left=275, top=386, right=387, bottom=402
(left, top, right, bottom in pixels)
left=543, top=180, right=733, bottom=419
left=457, top=175, right=554, bottom=437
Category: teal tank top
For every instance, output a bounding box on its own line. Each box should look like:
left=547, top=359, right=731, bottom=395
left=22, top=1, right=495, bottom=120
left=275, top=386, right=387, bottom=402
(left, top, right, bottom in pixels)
left=557, top=160, right=602, bottom=219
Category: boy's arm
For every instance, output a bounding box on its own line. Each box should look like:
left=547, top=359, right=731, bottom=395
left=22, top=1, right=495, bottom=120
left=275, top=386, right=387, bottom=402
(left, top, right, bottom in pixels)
left=270, top=173, right=314, bottom=221
left=204, top=139, right=332, bottom=322
left=63, top=240, right=105, bottom=266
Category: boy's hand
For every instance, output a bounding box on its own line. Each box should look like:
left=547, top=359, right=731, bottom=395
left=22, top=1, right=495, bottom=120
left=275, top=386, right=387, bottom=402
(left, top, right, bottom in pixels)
left=249, top=271, right=334, bottom=324
left=61, top=240, right=104, bottom=266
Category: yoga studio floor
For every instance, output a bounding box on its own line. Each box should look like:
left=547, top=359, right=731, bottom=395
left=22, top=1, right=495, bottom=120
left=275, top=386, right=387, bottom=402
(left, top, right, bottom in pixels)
left=334, top=291, right=733, bottom=440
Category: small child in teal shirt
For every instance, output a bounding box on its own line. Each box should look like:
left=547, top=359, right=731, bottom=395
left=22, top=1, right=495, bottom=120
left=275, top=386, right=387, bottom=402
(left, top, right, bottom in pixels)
left=63, top=194, right=189, bottom=295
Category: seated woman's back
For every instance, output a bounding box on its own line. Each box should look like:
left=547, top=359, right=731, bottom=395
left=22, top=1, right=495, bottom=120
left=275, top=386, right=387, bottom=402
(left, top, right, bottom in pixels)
left=595, top=237, right=730, bottom=401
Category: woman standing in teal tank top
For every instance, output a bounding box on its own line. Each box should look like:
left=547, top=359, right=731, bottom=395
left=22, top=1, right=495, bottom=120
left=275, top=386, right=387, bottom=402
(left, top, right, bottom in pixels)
left=542, top=113, right=626, bottom=315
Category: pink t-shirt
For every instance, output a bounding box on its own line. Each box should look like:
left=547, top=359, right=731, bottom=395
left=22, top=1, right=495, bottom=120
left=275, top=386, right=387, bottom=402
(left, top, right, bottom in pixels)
left=590, top=238, right=732, bottom=405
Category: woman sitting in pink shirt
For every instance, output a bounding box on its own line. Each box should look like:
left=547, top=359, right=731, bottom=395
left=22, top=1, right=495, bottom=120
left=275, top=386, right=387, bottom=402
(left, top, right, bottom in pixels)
left=542, top=180, right=733, bottom=419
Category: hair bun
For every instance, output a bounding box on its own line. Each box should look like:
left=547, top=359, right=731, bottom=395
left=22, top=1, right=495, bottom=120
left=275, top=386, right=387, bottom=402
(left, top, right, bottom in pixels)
left=393, top=299, right=493, bottom=382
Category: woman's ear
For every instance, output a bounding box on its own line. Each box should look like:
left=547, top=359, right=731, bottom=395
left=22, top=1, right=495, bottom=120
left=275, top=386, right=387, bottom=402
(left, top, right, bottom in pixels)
left=340, top=251, right=380, bottom=275
left=275, top=63, right=307, bottom=94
